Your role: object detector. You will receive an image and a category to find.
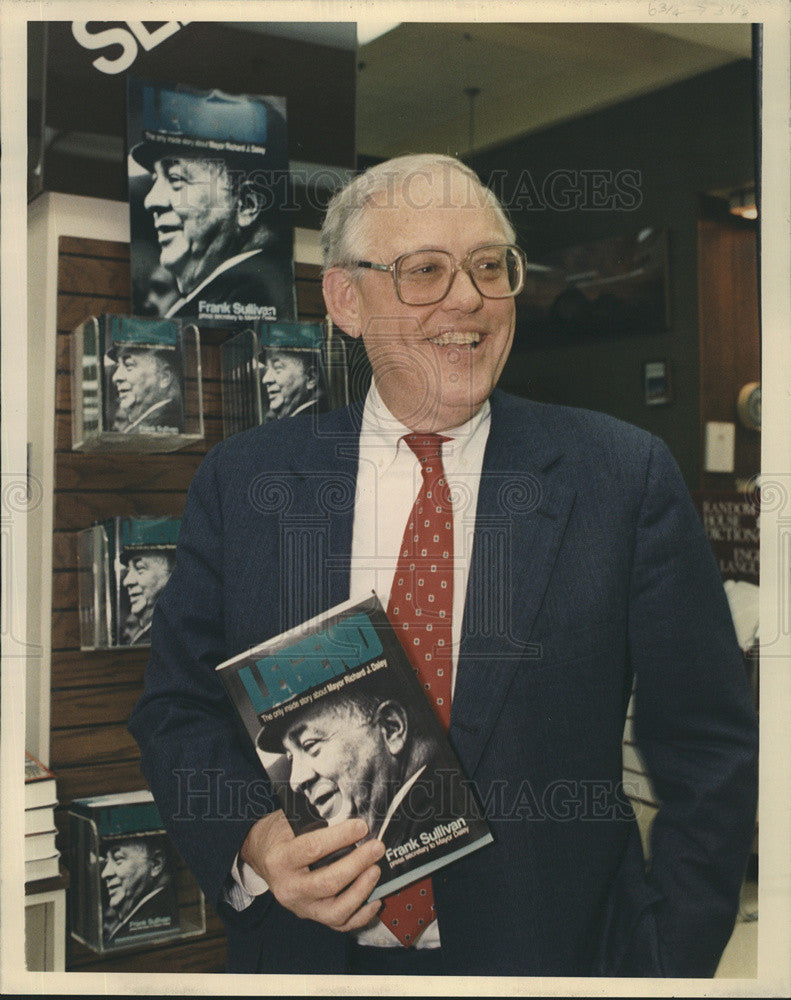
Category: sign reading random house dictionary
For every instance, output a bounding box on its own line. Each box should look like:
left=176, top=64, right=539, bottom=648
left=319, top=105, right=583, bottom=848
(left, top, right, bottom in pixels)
left=127, top=77, right=297, bottom=327
left=216, top=593, right=493, bottom=899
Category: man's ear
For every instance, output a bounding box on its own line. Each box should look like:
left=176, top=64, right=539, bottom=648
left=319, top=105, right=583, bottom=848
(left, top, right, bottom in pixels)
left=375, top=700, right=408, bottom=756
left=235, top=183, right=264, bottom=229
left=148, top=846, right=166, bottom=880
left=322, top=267, right=363, bottom=340
left=157, top=363, right=175, bottom=391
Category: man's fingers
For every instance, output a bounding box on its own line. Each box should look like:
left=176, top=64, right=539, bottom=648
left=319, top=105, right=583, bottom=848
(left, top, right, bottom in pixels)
left=308, top=862, right=385, bottom=931
left=306, top=837, right=385, bottom=899
left=289, top=817, right=369, bottom=870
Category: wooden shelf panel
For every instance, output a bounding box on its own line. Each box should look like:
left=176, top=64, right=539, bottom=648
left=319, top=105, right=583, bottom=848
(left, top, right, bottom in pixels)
left=50, top=238, right=325, bottom=973
left=52, top=649, right=148, bottom=689
left=55, top=452, right=205, bottom=492
left=51, top=683, right=143, bottom=730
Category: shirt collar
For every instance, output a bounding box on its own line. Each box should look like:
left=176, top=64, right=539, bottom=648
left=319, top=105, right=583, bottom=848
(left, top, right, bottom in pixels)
left=361, top=381, right=491, bottom=469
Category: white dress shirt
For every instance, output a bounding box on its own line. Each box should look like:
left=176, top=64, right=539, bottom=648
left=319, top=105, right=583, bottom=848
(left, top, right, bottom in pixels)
left=225, top=383, right=491, bottom=949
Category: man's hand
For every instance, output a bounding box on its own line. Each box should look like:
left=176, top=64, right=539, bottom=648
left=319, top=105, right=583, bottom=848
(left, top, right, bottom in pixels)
left=240, top=810, right=385, bottom=932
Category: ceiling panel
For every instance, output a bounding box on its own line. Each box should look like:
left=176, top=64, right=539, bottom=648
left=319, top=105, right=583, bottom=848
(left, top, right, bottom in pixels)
left=356, top=21, right=752, bottom=159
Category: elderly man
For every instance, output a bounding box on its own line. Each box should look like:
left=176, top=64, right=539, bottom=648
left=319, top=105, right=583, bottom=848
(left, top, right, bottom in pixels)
left=260, top=346, right=322, bottom=420
left=253, top=664, right=464, bottom=867
left=100, top=835, right=174, bottom=944
left=130, top=88, right=296, bottom=325
left=129, top=154, right=758, bottom=978
left=120, top=546, right=176, bottom=646
left=110, top=344, right=184, bottom=434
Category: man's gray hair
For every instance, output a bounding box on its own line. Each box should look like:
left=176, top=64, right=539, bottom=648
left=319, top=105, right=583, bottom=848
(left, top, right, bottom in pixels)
left=320, top=153, right=516, bottom=272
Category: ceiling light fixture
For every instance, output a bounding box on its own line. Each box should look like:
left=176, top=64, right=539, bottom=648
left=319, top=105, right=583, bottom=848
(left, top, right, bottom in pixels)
left=728, top=187, right=758, bottom=220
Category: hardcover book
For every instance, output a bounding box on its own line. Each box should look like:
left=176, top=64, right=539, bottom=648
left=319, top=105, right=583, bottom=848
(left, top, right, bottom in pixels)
left=77, top=516, right=180, bottom=649
left=220, top=320, right=348, bottom=438
left=71, top=314, right=204, bottom=452
left=127, top=77, right=296, bottom=327
left=216, top=593, right=493, bottom=898
left=24, top=752, right=60, bottom=883
left=24, top=751, right=58, bottom=810
left=68, top=790, right=204, bottom=954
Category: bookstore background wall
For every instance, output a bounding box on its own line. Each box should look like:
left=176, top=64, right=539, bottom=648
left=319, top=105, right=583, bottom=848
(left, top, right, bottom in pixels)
left=50, top=235, right=326, bottom=972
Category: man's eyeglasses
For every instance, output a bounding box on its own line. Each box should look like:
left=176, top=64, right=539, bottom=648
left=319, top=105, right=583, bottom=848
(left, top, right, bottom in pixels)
left=355, top=244, right=526, bottom=306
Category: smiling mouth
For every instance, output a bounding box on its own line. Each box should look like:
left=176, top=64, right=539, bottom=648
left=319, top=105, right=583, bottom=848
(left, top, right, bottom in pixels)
left=309, top=788, right=340, bottom=819
left=155, top=225, right=180, bottom=243
left=428, top=331, right=483, bottom=348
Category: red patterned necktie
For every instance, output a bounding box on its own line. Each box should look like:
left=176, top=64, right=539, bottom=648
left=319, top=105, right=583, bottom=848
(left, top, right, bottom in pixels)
left=379, top=433, right=453, bottom=946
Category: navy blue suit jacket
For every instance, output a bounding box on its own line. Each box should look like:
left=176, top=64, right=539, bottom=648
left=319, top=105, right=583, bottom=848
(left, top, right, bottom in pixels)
left=129, top=389, right=758, bottom=976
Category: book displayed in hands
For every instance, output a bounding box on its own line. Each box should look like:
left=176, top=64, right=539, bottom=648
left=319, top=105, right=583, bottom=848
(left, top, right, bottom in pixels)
left=70, top=314, right=203, bottom=452
left=220, top=319, right=349, bottom=438
left=68, top=790, right=205, bottom=954
left=77, top=516, right=180, bottom=649
left=216, top=593, right=493, bottom=898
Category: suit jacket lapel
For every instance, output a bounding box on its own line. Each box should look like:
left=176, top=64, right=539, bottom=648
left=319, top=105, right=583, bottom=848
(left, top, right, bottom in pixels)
left=273, top=403, right=363, bottom=627
left=451, top=391, right=577, bottom=777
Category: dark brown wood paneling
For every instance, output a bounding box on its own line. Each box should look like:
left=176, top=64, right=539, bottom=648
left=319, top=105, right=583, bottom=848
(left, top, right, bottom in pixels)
left=52, top=649, right=147, bottom=689
left=55, top=759, right=148, bottom=804
left=55, top=452, right=204, bottom=492
left=57, top=294, right=129, bottom=331
left=54, top=491, right=188, bottom=530
left=697, top=211, right=760, bottom=491
left=51, top=609, right=80, bottom=651
left=58, top=252, right=131, bottom=298
left=51, top=684, right=143, bottom=729
left=59, top=236, right=129, bottom=260
left=51, top=241, right=324, bottom=973
left=51, top=723, right=140, bottom=767
left=52, top=571, right=77, bottom=609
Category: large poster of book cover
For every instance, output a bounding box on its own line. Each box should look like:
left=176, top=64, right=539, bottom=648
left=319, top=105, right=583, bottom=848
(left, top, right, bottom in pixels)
left=217, top=594, right=493, bottom=898
left=127, top=77, right=297, bottom=327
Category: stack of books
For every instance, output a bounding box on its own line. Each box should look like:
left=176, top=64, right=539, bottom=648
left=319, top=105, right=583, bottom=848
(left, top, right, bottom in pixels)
left=24, top=751, right=60, bottom=882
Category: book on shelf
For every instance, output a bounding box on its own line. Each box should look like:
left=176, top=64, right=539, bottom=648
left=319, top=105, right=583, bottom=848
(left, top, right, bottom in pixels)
left=25, top=829, right=59, bottom=863
left=25, top=751, right=58, bottom=811
left=220, top=319, right=349, bottom=438
left=77, top=515, right=180, bottom=650
left=216, top=592, right=494, bottom=899
left=24, top=752, right=61, bottom=884
left=68, top=790, right=205, bottom=954
left=25, top=854, right=61, bottom=883
left=70, top=314, right=204, bottom=452
left=25, top=805, right=57, bottom=837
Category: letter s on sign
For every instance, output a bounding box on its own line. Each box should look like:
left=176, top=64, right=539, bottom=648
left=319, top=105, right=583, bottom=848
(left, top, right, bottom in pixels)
left=71, top=22, right=189, bottom=75
left=71, top=23, right=139, bottom=75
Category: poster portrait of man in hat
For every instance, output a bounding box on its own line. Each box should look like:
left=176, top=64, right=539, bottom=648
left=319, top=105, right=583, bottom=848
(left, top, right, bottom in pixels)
left=127, top=79, right=297, bottom=327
